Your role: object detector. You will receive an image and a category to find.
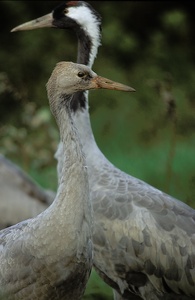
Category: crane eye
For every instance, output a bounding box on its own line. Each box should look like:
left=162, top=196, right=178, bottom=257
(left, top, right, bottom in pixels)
left=77, top=72, right=85, bottom=78
left=64, top=8, right=68, bottom=14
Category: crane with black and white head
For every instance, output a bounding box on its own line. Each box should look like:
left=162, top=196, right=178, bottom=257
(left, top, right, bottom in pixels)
left=11, top=2, right=195, bottom=299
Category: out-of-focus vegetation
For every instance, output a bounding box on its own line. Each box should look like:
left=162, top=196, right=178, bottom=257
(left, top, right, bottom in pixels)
left=0, top=1, right=195, bottom=299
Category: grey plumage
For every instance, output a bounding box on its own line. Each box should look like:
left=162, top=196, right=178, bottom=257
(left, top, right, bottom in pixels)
left=11, top=2, right=195, bottom=299
left=0, top=62, right=91, bottom=299
left=0, top=61, right=133, bottom=299
left=90, top=161, right=195, bottom=299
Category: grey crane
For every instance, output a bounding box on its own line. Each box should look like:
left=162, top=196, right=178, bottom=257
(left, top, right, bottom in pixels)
left=0, top=154, right=55, bottom=229
left=0, top=61, right=133, bottom=299
left=11, top=2, right=195, bottom=299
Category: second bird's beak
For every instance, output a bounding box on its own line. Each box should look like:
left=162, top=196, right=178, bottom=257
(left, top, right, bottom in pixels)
left=90, top=76, right=135, bottom=92
left=11, top=13, right=54, bottom=32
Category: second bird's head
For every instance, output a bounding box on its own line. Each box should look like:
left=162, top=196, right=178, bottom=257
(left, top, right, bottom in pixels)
left=11, top=1, right=102, bottom=33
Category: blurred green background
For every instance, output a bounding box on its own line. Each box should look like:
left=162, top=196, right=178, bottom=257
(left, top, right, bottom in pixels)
left=0, top=1, right=195, bottom=299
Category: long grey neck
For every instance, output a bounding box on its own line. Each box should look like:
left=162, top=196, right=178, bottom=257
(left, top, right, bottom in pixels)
left=28, top=94, right=92, bottom=257
left=42, top=94, right=91, bottom=234
left=73, top=104, right=108, bottom=166
left=53, top=95, right=88, bottom=207
left=58, top=106, right=85, bottom=179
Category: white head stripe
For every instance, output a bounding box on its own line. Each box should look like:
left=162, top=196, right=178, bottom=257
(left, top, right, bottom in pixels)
left=67, top=5, right=101, bottom=67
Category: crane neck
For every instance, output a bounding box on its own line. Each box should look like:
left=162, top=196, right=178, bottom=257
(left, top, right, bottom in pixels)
left=52, top=93, right=87, bottom=190
left=40, top=93, right=91, bottom=239
left=69, top=15, right=101, bottom=113
left=69, top=18, right=102, bottom=153
left=76, top=24, right=101, bottom=68
left=73, top=104, right=107, bottom=164
left=26, top=92, right=92, bottom=259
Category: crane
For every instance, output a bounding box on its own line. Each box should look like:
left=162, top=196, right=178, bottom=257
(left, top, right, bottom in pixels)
left=11, top=2, right=195, bottom=299
left=0, top=154, right=55, bottom=229
left=0, top=61, right=133, bottom=299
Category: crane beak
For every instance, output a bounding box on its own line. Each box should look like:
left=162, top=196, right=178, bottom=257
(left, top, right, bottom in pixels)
left=11, top=13, right=54, bottom=32
left=90, top=76, right=135, bottom=92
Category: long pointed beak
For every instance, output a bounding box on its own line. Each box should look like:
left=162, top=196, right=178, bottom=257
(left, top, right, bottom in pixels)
left=90, top=76, right=135, bottom=92
left=11, top=13, right=54, bottom=32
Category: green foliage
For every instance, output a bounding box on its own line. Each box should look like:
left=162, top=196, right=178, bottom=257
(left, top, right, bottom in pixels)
left=0, top=1, right=195, bottom=299
left=84, top=269, right=113, bottom=299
